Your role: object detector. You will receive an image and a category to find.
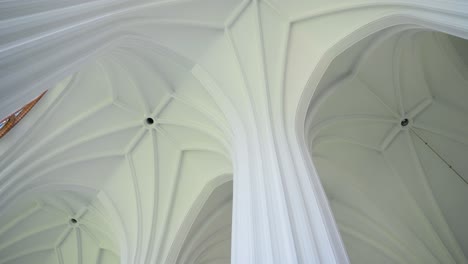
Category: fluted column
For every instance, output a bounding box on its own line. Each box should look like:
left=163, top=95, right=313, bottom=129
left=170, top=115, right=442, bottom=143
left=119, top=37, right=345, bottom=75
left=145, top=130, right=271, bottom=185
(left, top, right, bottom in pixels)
left=2, top=0, right=468, bottom=263
left=195, top=1, right=468, bottom=263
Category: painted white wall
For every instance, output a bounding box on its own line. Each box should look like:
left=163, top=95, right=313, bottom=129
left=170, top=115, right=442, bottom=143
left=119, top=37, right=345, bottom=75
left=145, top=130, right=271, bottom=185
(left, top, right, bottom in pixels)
left=1, top=0, right=468, bottom=263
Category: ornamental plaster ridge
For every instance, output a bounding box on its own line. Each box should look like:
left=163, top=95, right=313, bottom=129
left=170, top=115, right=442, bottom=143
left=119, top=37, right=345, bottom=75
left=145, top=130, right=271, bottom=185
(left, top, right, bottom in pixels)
left=1, top=1, right=468, bottom=264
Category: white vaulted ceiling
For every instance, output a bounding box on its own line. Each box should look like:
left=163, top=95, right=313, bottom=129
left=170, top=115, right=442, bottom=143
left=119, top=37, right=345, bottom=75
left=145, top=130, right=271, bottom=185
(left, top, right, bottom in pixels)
left=0, top=191, right=119, bottom=264
left=0, top=26, right=233, bottom=263
left=3, top=0, right=468, bottom=263
left=308, top=30, right=468, bottom=263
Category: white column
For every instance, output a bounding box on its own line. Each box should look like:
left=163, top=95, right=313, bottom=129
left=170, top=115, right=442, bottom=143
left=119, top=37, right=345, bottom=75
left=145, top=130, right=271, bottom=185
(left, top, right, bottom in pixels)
left=2, top=0, right=468, bottom=263
left=196, top=1, right=468, bottom=263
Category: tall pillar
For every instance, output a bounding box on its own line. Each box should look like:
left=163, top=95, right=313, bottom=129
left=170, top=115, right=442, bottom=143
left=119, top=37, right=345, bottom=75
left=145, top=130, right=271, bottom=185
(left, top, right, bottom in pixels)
left=195, top=1, right=468, bottom=263
left=1, top=0, right=468, bottom=263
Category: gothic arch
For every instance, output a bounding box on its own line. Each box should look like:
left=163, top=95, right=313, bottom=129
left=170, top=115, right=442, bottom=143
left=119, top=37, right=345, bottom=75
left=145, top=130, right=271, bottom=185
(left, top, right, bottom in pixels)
left=3, top=1, right=468, bottom=263
left=301, top=14, right=468, bottom=264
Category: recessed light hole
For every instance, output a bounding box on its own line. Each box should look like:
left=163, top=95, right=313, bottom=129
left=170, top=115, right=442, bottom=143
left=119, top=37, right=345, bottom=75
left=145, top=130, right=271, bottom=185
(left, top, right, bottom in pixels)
left=146, top=117, right=154, bottom=125
left=400, top=118, right=409, bottom=127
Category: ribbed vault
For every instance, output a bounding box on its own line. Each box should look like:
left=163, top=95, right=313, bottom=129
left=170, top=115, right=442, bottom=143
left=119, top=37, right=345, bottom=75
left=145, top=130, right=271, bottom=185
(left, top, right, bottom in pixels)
left=4, top=1, right=468, bottom=263
left=0, top=190, right=119, bottom=264
left=0, top=36, right=233, bottom=263
left=307, top=30, right=468, bottom=263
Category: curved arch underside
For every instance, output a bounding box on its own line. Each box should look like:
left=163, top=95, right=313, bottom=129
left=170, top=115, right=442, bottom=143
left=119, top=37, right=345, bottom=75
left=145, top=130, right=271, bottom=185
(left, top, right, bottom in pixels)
left=309, top=30, right=468, bottom=263
left=175, top=181, right=232, bottom=264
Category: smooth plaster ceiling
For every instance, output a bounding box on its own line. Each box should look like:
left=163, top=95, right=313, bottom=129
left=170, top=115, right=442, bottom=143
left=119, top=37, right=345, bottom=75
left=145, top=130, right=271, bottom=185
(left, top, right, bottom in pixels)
left=308, top=30, right=468, bottom=263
